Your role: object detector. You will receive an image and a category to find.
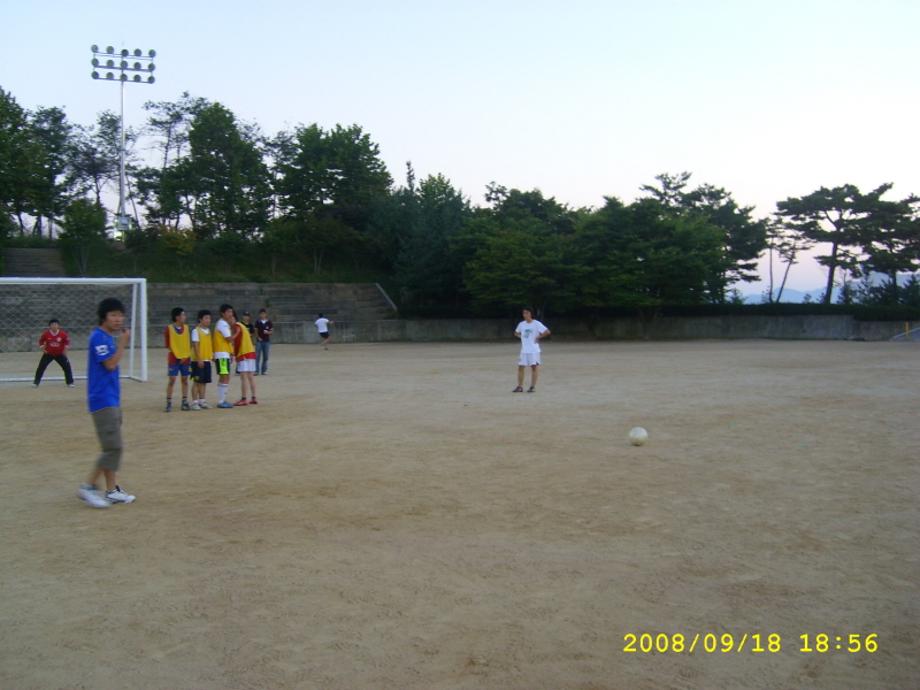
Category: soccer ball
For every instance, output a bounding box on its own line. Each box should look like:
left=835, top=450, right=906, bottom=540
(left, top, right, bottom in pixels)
left=628, top=427, right=648, bottom=446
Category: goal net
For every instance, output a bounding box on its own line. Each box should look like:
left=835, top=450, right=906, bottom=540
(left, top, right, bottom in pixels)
left=0, top=277, right=148, bottom=383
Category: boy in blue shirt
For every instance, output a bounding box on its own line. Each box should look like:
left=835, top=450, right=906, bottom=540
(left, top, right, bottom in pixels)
left=77, top=298, right=136, bottom=508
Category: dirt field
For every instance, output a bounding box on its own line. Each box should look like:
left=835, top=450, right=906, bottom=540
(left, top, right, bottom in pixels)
left=1, top=340, right=918, bottom=690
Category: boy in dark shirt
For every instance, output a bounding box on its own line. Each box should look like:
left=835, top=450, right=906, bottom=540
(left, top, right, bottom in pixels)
left=255, top=308, right=273, bottom=375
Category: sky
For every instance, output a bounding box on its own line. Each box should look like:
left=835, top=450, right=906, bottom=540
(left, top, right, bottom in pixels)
left=2, top=0, right=919, bottom=291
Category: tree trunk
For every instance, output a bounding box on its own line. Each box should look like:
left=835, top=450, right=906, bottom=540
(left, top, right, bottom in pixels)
left=767, top=243, right=775, bottom=303
left=822, top=243, right=839, bottom=304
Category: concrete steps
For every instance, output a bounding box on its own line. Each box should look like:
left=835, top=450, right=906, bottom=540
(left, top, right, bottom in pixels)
left=2, top=248, right=67, bottom=277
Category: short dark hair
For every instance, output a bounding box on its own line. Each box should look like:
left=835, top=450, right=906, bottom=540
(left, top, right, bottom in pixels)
left=522, top=306, right=534, bottom=316
left=317, top=313, right=324, bottom=318
left=258, top=308, right=267, bottom=314
left=97, top=298, right=125, bottom=324
left=48, top=318, right=60, bottom=326
left=171, top=307, right=185, bottom=322
left=197, top=309, right=211, bottom=321
left=219, top=303, right=233, bottom=316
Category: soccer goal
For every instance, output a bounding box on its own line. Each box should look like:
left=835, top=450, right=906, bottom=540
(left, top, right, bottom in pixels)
left=0, top=277, right=148, bottom=382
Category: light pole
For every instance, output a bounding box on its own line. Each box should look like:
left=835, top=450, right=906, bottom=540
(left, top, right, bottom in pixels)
left=90, top=44, right=156, bottom=239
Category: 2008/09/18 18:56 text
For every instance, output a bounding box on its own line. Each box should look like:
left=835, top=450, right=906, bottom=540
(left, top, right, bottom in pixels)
left=623, top=632, right=879, bottom=654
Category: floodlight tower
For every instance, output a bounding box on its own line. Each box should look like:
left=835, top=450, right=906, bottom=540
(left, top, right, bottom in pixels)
left=90, top=44, right=156, bottom=238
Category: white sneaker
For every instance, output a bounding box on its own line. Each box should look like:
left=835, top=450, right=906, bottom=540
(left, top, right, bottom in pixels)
left=199, top=400, right=211, bottom=409
left=190, top=401, right=201, bottom=411
left=106, top=485, right=136, bottom=504
left=78, top=484, right=110, bottom=508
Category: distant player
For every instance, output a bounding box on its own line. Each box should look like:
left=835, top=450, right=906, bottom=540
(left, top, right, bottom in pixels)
left=213, top=304, right=236, bottom=409
left=513, top=307, right=550, bottom=393
left=190, top=309, right=213, bottom=410
left=164, top=307, right=192, bottom=412
left=77, top=298, right=136, bottom=508
left=255, top=308, right=273, bottom=375
left=315, top=313, right=334, bottom=350
left=232, top=309, right=258, bottom=406
left=33, top=318, right=75, bottom=388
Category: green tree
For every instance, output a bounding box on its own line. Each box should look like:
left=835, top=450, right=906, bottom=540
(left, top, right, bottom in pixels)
left=856, top=191, right=920, bottom=304
left=776, top=184, right=879, bottom=304
left=0, top=87, right=36, bottom=235
left=182, top=102, right=271, bottom=239
left=395, top=172, right=472, bottom=313
left=574, top=197, right=724, bottom=309
left=463, top=189, right=581, bottom=315
left=28, top=106, right=74, bottom=237
left=59, top=198, right=107, bottom=275
left=275, top=123, right=392, bottom=271
left=641, top=172, right=766, bottom=301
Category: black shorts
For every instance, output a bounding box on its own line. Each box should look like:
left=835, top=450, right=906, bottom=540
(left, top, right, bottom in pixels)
left=191, top=360, right=212, bottom=384
left=320, top=331, right=330, bottom=340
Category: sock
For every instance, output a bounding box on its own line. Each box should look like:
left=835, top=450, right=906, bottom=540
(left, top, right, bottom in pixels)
left=218, top=384, right=228, bottom=403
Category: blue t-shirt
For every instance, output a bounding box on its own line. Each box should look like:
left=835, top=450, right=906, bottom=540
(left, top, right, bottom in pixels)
left=87, top=327, right=120, bottom=412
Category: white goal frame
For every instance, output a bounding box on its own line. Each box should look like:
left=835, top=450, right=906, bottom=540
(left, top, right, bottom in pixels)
left=0, top=277, right=148, bottom=382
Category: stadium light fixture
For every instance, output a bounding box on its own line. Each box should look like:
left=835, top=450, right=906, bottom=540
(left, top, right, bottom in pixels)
left=90, top=44, right=157, bottom=239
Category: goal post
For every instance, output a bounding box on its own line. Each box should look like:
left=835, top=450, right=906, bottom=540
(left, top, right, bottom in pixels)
left=0, top=277, right=148, bottom=383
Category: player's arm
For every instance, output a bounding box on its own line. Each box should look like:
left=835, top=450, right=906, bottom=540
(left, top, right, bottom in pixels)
left=191, top=333, right=202, bottom=365
left=101, top=330, right=131, bottom=371
left=536, top=327, right=551, bottom=341
left=62, top=332, right=70, bottom=354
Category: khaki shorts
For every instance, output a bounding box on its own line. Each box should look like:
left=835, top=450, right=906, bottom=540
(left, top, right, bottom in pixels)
left=92, top=407, right=123, bottom=471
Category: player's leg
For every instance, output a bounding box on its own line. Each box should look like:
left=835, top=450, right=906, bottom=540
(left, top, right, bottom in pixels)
left=80, top=408, right=131, bottom=507
left=56, top=355, right=75, bottom=386
left=261, top=342, right=270, bottom=374
left=180, top=372, right=190, bottom=410
left=528, top=364, right=539, bottom=392
left=166, top=367, right=177, bottom=411
left=33, top=353, right=53, bottom=386
left=514, top=364, right=525, bottom=392
left=249, top=371, right=258, bottom=403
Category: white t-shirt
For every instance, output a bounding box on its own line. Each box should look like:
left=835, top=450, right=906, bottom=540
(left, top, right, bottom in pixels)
left=315, top=317, right=330, bottom=333
left=214, top=319, right=232, bottom=359
left=190, top=326, right=210, bottom=343
left=516, top=319, right=548, bottom=354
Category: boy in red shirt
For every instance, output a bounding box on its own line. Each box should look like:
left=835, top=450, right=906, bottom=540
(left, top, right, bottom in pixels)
left=33, top=318, right=75, bottom=387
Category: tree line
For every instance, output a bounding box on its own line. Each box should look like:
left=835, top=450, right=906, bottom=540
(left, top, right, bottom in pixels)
left=2, top=86, right=919, bottom=315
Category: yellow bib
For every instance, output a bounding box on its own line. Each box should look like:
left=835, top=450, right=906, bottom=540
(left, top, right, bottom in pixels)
left=193, top=326, right=213, bottom=360
left=237, top=325, right=255, bottom=357
left=167, top=325, right=191, bottom=359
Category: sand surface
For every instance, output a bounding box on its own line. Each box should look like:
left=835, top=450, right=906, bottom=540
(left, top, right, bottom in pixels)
left=1, top=340, right=918, bottom=689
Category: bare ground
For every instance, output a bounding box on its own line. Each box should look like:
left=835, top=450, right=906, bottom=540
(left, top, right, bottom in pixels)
left=1, top=340, right=918, bottom=690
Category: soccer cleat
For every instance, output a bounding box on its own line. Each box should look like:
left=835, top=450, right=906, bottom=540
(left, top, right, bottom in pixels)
left=181, top=400, right=191, bottom=411
left=217, top=401, right=234, bottom=409
left=32, top=384, right=39, bottom=388
left=67, top=383, right=75, bottom=388
left=78, top=484, right=110, bottom=509
left=233, top=399, right=249, bottom=407
left=164, top=401, right=172, bottom=413
left=512, top=386, right=524, bottom=393
left=249, top=398, right=258, bottom=405
left=189, top=401, right=201, bottom=411
left=106, top=485, right=136, bottom=504
left=199, top=400, right=211, bottom=409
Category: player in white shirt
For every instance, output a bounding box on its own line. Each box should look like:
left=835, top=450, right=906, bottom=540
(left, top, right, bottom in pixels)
left=315, top=313, right=334, bottom=350
left=513, top=307, right=550, bottom=393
